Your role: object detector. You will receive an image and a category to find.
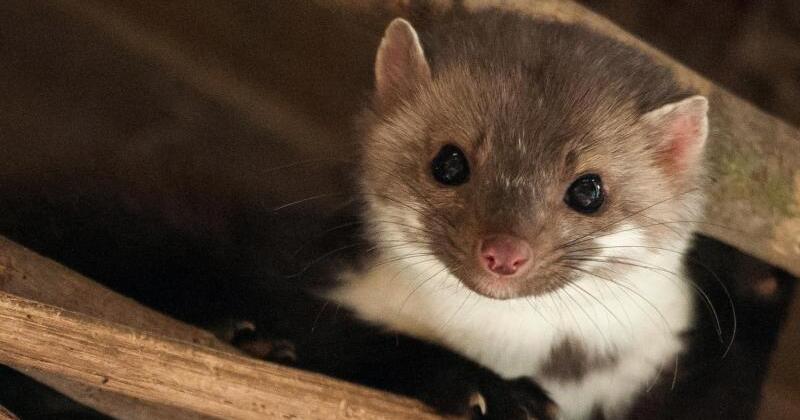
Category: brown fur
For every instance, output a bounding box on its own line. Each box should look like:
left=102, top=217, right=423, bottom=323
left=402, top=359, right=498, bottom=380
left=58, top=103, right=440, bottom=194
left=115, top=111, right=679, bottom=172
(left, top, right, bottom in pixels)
left=357, top=9, right=705, bottom=299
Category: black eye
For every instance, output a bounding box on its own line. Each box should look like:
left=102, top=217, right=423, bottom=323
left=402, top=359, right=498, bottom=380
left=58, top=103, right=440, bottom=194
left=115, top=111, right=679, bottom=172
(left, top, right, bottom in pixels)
left=565, top=174, right=604, bottom=214
left=431, top=144, right=470, bottom=186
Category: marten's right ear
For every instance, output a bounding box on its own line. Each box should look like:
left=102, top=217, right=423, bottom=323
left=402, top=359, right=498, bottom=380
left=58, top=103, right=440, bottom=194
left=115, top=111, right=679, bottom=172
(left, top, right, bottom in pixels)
left=374, top=18, right=431, bottom=108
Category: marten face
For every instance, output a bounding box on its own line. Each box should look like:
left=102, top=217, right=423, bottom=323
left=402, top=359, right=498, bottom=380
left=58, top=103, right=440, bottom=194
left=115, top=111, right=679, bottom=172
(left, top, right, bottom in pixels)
left=359, top=17, right=708, bottom=300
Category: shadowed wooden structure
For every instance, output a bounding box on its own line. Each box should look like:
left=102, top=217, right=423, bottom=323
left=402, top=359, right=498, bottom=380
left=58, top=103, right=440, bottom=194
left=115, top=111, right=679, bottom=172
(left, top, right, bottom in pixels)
left=0, top=0, right=797, bottom=418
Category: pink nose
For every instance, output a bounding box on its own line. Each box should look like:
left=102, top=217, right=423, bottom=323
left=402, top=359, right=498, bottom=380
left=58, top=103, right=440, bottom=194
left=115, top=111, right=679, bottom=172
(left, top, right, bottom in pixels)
left=479, top=235, right=532, bottom=276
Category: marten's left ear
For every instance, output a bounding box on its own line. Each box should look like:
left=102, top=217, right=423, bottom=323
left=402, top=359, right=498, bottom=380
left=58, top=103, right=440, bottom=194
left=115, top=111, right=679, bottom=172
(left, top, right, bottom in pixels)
left=374, top=18, right=432, bottom=108
left=643, top=95, right=709, bottom=174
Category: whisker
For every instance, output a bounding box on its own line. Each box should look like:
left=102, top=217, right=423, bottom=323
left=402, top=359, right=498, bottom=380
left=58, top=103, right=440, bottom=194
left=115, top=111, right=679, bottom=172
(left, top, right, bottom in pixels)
left=570, top=281, right=629, bottom=335
left=563, top=252, right=735, bottom=358
left=367, top=156, right=459, bottom=231
left=359, top=159, right=457, bottom=231
left=260, top=157, right=356, bottom=175
left=438, top=275, right=473, bottom=332
left=286, top=243, right=363, bottom=278
left=310, top=300, right=330, bottom=334
left=524, top=296, right=556, bottom=328
left=398, top=262, right=454, bottom=314
left=289, top=240, right=436, bottom=278
left=562, top=283, right=613, bottom=349
left=369, top=253, right=440, bottom=271
left=558, top=261, right=675, bottom=385
left=557, top=261, right=672, bottom=339
left=290, top=219, right=364, bottom=258
left=565, top=245, right=737, bottom=350
left=362, top=193, right=454, bottom=233
left=563, top=255, right=722, bottom=341
left=556, top=188, right=699, bottom=251
left=366, top=217, right=446, bottom=239
left=565, top=219, right=743, bottom=250
left=553, top=287, right=589, bottom=345
left=272, top=192, right=356, bottom=212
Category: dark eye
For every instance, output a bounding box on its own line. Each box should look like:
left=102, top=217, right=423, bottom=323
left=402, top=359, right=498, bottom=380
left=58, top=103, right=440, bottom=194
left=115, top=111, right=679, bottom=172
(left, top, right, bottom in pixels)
left=565, top=174, right=604, bottom=214
left=431, top=144, right=470, bottom=186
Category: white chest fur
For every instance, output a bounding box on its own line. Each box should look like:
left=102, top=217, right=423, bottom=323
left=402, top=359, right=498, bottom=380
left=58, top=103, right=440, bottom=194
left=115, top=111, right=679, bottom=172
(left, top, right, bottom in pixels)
left=327, top=237, right=694, bottom=420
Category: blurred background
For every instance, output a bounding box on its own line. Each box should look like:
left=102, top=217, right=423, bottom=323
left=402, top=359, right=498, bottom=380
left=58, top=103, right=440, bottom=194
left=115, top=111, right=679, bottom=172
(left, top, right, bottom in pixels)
left=0, top=0, right=797, bottom=418
left=583, top=0, right=800, bottom=127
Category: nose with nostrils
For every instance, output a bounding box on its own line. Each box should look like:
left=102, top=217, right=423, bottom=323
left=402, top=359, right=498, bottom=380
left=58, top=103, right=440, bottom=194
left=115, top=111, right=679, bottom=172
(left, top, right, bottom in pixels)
left=477, top=234, right=532, bottom=276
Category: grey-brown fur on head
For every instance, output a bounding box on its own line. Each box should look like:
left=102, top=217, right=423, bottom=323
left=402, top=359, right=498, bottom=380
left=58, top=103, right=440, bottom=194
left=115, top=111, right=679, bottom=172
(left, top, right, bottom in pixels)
left=358, top=8, right=708, bottom=299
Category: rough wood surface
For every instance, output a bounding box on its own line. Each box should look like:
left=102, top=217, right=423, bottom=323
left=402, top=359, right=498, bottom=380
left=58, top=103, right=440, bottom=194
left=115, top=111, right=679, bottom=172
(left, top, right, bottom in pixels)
left=0, top=236, right=228, bottom=350
left=20, top=370, right=215, bottom=420
left=0, top=405, right=18, bottom=420
left=0, top=233, right=240, bottom=417
left=0, top=290, right=444, bottom=420
left=0, top=236, right=443, bottom=419
left=0, top=230, right=229, bottom=418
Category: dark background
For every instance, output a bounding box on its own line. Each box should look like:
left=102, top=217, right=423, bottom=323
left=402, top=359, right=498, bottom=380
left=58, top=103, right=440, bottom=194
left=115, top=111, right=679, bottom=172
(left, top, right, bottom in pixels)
left=582, top=0, right=800, bottom=127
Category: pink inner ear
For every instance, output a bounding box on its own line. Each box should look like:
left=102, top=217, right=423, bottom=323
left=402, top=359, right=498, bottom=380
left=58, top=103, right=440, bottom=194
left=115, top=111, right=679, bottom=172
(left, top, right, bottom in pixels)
left=375, top=19, right=431, bottom=107
left=651, top=97, right=708, bottom=176
left=664, top=113, right=703, bottom=173
left=379, top=39, right=416, bottom=91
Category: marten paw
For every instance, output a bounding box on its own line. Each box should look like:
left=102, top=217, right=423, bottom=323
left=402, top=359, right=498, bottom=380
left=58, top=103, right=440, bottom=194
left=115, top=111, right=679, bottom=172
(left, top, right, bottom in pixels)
left=429, top=375, right=557, bottom=420
left=470, top=377, right=558, bottom=420
left=219, top=319, right=297, bottom=364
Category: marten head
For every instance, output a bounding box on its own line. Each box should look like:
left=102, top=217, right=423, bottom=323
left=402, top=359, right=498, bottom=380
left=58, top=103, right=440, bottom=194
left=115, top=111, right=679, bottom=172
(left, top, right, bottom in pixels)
left=357, top=13, right=708, bottom=299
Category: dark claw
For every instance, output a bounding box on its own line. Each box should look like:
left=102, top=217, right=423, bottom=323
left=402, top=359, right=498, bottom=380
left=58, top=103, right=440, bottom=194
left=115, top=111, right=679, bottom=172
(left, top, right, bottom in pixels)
left=470, top=376, right=557, bottom=420
left=222, top=319, right=298, bottom=364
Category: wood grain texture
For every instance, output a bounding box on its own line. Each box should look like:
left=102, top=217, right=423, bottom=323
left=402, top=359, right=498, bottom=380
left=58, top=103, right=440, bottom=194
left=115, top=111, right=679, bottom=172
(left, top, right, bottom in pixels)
left=0, top=290, right=444, bottom=420
left=0, top=405, right=19, bottom=420
left=0, top=235, right=444, bottom=419
left=0, top=236, right=227, bottom=350
left=18, top=370, right=216, bottom=420
left=0, top=232, right=241, bottom=419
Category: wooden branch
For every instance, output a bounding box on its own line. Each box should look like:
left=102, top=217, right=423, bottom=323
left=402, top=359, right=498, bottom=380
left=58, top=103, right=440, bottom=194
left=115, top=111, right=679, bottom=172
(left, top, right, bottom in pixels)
left=16, top=371, right=215, bottom=420
left=0, top=233, right=239, bottom=417
left=0, top=236, right=228, bottom=350
left=0, top=235, right=443, bottom=419
left=0, top=289, right=443, bottom=420
left=0, top=405, right=19, bottom=420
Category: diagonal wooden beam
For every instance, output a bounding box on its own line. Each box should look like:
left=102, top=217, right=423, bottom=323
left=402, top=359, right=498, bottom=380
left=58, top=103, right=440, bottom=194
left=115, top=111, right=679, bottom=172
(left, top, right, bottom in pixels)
left=0, top=405, right=19, bottom=420
left=0, top=288, right=444, bottom=420
left=0, top=234, right=444, bottom=419
left=0, top=232, right=242, bottom=418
